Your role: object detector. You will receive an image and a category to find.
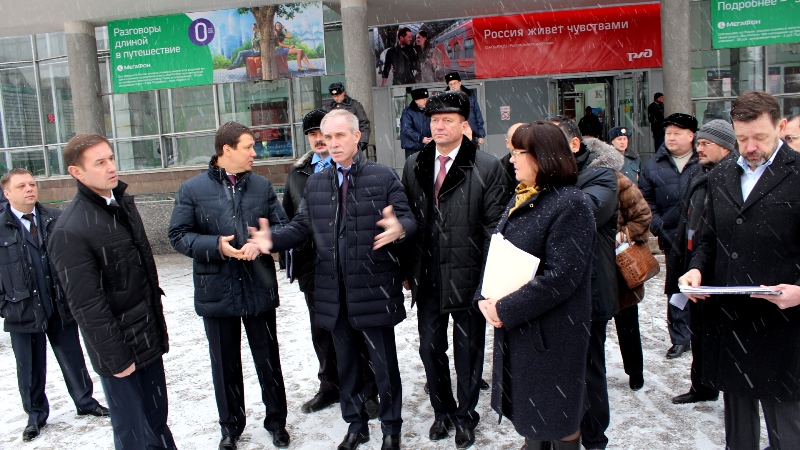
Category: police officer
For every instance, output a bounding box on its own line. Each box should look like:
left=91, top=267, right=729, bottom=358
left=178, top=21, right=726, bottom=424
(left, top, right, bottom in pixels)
left=324, top=82, right=371, bottom=151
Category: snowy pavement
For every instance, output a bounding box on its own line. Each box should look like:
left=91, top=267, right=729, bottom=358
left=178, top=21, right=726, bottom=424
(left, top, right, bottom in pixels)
left=0, top=254, right=766, bottom=449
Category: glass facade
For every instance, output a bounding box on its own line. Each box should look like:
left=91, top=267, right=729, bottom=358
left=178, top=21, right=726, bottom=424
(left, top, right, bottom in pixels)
left=690, top=0, right=800, bottom=122
left=0, top=12, right=344, bottom=177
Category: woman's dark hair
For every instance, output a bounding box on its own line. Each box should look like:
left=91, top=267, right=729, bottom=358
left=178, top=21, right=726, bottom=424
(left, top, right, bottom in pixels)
left=511, top=121, right=578, bottom=188
left=417, top=30, right=432, bottom=50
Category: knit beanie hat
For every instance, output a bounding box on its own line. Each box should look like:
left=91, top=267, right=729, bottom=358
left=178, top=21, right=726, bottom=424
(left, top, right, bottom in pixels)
left=696, top=119, right=736, bottom=152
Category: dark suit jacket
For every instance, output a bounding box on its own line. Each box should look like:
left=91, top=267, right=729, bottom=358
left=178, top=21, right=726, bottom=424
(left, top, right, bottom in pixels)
left=689, top=144, right=800, bottom=401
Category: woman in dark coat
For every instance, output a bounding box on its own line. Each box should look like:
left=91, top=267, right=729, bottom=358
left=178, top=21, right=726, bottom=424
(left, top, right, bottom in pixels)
left=476, top=122, right=595, bottom=450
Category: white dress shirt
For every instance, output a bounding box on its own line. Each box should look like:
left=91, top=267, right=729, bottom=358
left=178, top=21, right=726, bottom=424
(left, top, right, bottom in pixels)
left=10, top=205, right=36, bottom=233
left=737, top=140, right=783, bottom=201
left=434, top=145, right=461, bottom=182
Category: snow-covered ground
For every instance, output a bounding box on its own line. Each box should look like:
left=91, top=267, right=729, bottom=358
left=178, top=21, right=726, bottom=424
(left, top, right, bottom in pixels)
left=0, top=254, right=767, bottom=449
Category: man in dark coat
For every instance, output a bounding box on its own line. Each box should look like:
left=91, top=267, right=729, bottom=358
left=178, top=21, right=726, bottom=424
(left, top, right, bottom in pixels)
left=283, top=110, right=379, bottom=416
left=249, top=109, right=417, bottom=450
left=648, top=93, right=666, bottom=150
left=681, top=91, right=800, bottom=449
left=445, top=72, right=486, bottom=147
left=578, top=106, right=603, bottom=139
left=548, top=116, right=620, bottom=450
left=671, top=119, right=737, bottom=405
left=324, top=82, right=371, bottom=151
left=381, top=27, right=417, bottom=86
left=402, top=90, right=508, bottom=449
left=48, top=134, right=174, bottom=450
left=400, top=87, right=432, bottom=160
left=0, top=168, right=108, bottom=442
left=168, top=122, right=290, bottom=450
left=638, top=112, right=699, bottom=360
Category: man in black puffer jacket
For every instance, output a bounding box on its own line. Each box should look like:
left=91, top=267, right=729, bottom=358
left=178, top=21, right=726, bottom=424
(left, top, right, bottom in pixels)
left=169, top=122, right=290, bottom=450
left=402, top=90, right=508, bottom=449
left=249, top=110, right=416, bottom=450
left=548, top=116, right=620, bottom=450
left=1, top=168, right=108, bottom=443
left=49, top=134, right=174, bottom=450
left=638, top=113, right=700, bottom=360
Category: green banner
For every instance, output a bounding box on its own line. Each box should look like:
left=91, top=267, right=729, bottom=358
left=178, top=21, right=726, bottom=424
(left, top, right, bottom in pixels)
left=711, top=0, right=800, bottom=49
left=110, top=15, right=212, bottom=93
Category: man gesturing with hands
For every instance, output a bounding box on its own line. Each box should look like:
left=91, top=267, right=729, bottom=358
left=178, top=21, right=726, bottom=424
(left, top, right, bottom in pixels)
left=249, top=109, right=415, bottom=450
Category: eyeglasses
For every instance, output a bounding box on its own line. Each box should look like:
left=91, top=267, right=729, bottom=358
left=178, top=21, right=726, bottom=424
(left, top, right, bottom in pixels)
left=696, top=141, right=718, bottom=148
left=786, top=135, right=799, bottom=144
left=509, top=149, right=528, bottom=156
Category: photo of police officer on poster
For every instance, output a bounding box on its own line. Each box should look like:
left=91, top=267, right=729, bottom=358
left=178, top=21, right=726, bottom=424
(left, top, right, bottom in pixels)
left=373, top=20, right=477, bottom=87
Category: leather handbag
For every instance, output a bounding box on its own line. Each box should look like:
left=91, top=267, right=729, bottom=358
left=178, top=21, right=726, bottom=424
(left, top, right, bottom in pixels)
left=616, top=229, right=660, bottom=289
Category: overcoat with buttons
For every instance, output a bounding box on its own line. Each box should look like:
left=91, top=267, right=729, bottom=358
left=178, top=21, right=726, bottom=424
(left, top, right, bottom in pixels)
left=689, top=144, right=800, bottom=401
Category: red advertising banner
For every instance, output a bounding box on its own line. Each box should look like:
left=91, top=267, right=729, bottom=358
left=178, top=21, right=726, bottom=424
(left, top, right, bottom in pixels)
left=473, top=4, right=661, bottom=79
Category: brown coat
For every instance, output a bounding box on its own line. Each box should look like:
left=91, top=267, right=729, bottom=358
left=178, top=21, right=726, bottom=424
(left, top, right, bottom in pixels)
left=616, top=172, right=652, bottom=309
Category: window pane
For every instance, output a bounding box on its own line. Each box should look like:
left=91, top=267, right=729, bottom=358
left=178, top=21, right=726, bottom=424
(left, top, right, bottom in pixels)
left=0, top=64, right=42, bottom=148
left=95, top=27, right=109, bottom=52
left=39, top=59, right=74, bottom=144
left=294, top=123, right=311, bottom=155
left=116, top=139, right=163, bottom=171
left=218, top=80, right=290, bottom=127
left=35, top=32, right=67, bottom=59
left=0, top=36, right=32, bottom=63
left=114, top=91, right=160, bottom=138
left=9, top=148, right=46, bottom=175
left=101, top=95, right=113, bottom=139
left=253, top=125, right=294, bottom=160
left=694, top=100, right=732, bottom=126
left=47, top=145, right=68, bottom=175
left=99, top=58, right=110, bottom=95
left=173, top=134, right=215, bottom=166
left=170, top=85, right=216, bottom=132
left=291, top=76, right=323, bottom=120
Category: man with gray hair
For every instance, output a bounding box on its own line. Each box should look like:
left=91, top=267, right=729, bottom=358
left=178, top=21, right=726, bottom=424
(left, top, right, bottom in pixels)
left=248, top=109, right=417, bottom=450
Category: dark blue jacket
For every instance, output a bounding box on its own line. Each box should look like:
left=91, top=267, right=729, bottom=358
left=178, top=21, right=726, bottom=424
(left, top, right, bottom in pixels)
left=271, top=151, right=417, bottom=331
left=169, top=163, right=288, bottom=318
left=620, top=150, right=642, bottom=184
left=400, top=101, right=430, bottom=154
left=476, top=186, right=594, bottom=440
left=0, top=204, right=68, bottom=333
left=638, top=144, right=700, bottom=251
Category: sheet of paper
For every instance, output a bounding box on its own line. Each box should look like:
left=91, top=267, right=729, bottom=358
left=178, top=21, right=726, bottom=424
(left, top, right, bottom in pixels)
left=669, top=293, right=690, bottom=310
left=480, top=234, right=540, bottom=300
left=679, top=285, right=781, bottom=296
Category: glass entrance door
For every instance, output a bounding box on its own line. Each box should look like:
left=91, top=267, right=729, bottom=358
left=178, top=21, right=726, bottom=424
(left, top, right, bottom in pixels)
left=614, top=71, right=652, bottom=159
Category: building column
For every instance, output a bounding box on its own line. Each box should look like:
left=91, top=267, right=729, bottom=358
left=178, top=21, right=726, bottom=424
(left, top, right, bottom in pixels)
left=340, top=0, right=373, bottom=141
left=660, top=1, right=691, bottom=115
left=65, top=21, right=105, bottom=135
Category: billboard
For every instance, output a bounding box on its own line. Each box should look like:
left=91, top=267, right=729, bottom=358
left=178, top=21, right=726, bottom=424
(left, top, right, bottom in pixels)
left=110, top=2, right=326, bottom=93
left=373, top=4, right=661, bottom=86
left=711, top=0, right=800, bottom=49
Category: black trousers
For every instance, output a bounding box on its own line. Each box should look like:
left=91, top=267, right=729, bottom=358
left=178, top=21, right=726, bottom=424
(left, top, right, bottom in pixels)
left=9, top=315, right=98, bottom=427
left=613, top=304, right=643, bottom=377
left=687, top=300, right=718, bottom=396
left=665, top=252, right=691, bottom=345
left=417, top=294, right=485, bottom=428
left=203, top=311, right=288, bottom=436
left=723, top=393, right=800, bottom=450
left=331, top=297, right=402, bottom=435
left=580, top=320, right=610, bottom=449
left=304, top=291, right=377, bottom=396
left=100, top=357, right=176, bottom=450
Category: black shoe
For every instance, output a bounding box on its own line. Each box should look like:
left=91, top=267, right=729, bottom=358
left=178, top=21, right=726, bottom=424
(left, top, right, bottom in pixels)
left=666, top=344, right=690, bottom=359
left=301, top=390, right=339, bottom=413
left=268, top=428, right=290, bottom=448
left=629, top=373, right=644, bottom=391
left=78, top=404, right=110, bottom=417
left=455, top=425, right=475, bottom=449
left=480, top=379, right=490, bottom=391
left=22, top=424, right=40, bottom=442
left=672, top=391, right=719, bottom=404
left=424, top=381, right=430, bottom=395
left=381, top=433, right=401, bottom=450
left=364, top=396, right=379, bottom=420
left=429, top=419, right=454, bottom=440
left=219, top=434, right=239, bottom=450
left=337, top=431, right=369, bottom=450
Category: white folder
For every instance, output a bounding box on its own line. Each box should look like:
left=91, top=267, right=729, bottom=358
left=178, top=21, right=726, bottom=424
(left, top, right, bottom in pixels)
left=480, top=233, right=540, bottom=300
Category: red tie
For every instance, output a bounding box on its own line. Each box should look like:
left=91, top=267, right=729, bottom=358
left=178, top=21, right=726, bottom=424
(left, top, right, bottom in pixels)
left=434, top=155, right=449, bottom=206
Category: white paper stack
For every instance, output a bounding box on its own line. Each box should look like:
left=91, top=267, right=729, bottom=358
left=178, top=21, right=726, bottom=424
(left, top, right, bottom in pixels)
left=480, top=233, right=540, bottom=300
left=679, top=285, right=780, bottom=296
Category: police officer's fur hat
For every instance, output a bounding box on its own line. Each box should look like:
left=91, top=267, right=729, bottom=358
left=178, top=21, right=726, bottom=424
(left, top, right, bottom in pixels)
left=411, top=88, right=429, bottom=100
left=303, top=109, right=327, bottom=135
left=329, top=82, right=344, bottom=95
left=663, top=113, right=698, bottom=133
left=444, top=72, right=461, bottom=83
left=425, top=90, right=470, bottom=119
